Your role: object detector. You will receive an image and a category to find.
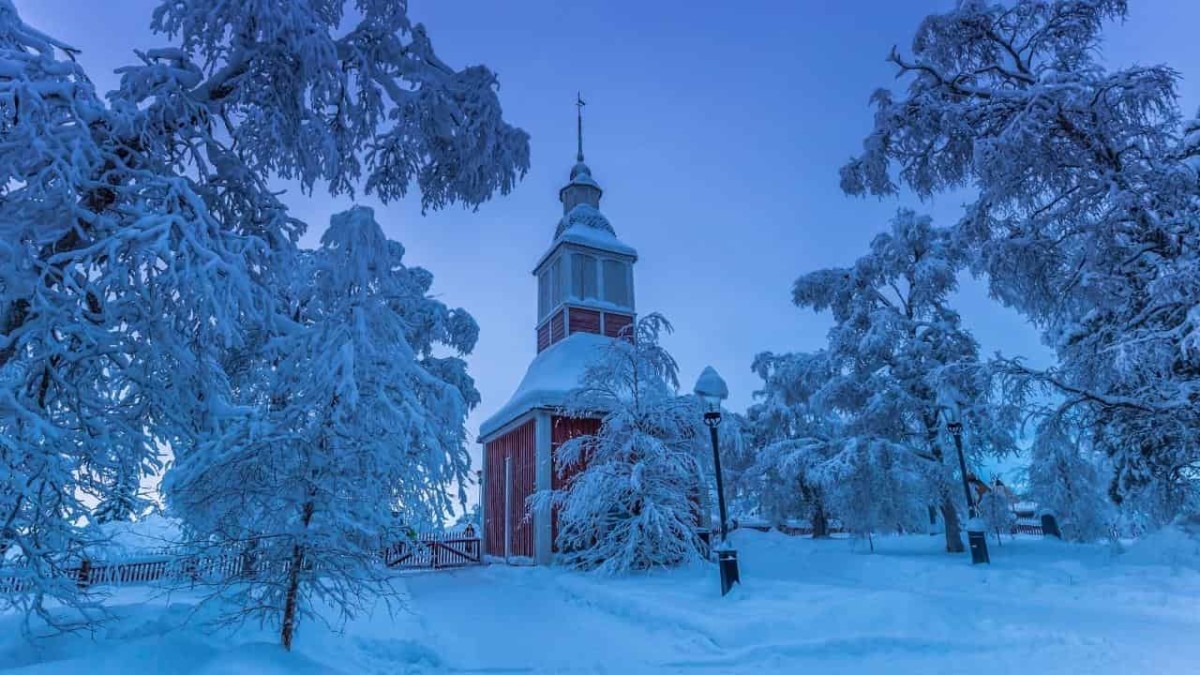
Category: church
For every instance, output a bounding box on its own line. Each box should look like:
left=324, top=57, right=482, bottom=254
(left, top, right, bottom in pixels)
left=478, top=109, right=639, bottom=565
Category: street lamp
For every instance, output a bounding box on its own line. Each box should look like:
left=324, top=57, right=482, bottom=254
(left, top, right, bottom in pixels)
left=945, top=409, right=990, bottom=565
left=693, top=366, right=740, bottom=596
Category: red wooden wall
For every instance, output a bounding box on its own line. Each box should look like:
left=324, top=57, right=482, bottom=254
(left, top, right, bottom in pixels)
left=551, top=416, right=601, bottom=552
left=604, top=312, right=633, bottom=338
left=568, top=308, right=601, bottom=335
left=484, top=419, right=537, bottom=559
left=550, top=310, right=565, bottom=343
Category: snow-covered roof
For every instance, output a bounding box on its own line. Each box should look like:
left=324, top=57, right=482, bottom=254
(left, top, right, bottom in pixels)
left=554, top=202, right=615, bottom=239
left=479, top=332, right=611, bottom=439
left=535, top=205, right=637, bottom=272
left=556, top=221, right=637, bottom=258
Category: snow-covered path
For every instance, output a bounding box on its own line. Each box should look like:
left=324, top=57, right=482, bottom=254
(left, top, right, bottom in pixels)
left=400, top=532, right=1200, bottom=674
left=4, top=532, right=1199, bottom=674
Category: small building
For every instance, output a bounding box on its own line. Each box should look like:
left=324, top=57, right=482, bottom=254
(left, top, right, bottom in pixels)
left=478, top=122, right=638, bottom=565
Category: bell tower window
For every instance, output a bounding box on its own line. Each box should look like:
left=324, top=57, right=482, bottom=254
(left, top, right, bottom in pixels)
left=571, top=253, right=598, bottom=299
left=602, top=259, right=630, bottom=307
left=538, top=255, right=566, bottom=320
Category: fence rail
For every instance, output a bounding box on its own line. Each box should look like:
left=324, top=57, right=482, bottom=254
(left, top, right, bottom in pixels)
left=746, top=522, right=1046, bottom=537
left=0, top=535, right=482, bottom=595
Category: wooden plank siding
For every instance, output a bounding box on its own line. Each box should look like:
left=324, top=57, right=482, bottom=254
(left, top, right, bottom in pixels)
left=537, top=323, right=550, bottom=352
left=603, top=312, right=633, bottom=338
left=568, top=307, right=602, bottom=335
left=484, top=419, right=537, bottom=560
left=550, top=310, right=566, bottom=344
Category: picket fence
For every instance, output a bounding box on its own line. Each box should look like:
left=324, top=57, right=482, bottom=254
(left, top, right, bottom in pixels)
left=0, top=534, right=481, bottom=595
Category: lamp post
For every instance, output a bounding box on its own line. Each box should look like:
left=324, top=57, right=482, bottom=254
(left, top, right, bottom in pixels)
left=946, top=414, right=990, bottom=565
left=693, top=366, right=740, bottom=596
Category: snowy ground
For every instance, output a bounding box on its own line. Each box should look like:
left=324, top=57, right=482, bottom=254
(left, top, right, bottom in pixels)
left=4, top=530, right=1199, bottom=674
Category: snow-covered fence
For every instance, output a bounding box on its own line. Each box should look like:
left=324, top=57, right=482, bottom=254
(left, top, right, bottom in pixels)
left=0, top=534, right=482, bottom=595
left=1013, top=521, right=1045, bottom=536
left=382, top=534, right=481, bottom=569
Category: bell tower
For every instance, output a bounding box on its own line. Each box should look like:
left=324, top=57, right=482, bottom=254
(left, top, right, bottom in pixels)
left=533, top=95, right=638, bottom=352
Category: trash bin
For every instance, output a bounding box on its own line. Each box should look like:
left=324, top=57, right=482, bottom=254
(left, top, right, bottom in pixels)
left=718, top=547, right=740, bottom=596
left=966, top=517, right=991, bottom=565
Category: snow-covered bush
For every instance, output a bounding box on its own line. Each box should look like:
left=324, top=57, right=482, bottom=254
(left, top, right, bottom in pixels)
left=544, top=314, right=706, bottom=573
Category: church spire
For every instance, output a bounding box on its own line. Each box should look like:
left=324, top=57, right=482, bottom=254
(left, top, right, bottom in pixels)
left=576, top=92, right=585, bottom=162
left=559, top=94, right=603, bottom=219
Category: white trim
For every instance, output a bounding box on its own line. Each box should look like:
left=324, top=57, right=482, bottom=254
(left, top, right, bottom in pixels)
left=478, top=410, right=537, bottom=446
left=534, top=411, right=553, bottom=565
left=533, top=239, right=636, bottom=279
left=504, top=457, right=512, bottom=562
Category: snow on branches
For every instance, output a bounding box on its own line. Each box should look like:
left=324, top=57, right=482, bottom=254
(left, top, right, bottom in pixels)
left=165, top=207, right=479, bottom=649
left=788, top=210, right=1019, bottom=552
left=842, top=0, right=1200, bottom=516
left=1, top=0, right=526, bottom=638
left=543, top=314, right=707, bottom=574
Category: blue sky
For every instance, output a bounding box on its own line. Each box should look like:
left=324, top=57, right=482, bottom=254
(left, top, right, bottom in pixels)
left=16, top=1, right=1200, bottom=482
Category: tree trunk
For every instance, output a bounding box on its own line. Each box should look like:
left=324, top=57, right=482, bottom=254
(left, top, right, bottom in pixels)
left=280, top=541, right=304, bottom=651
left=811, top=499, right=830, bottom=539
left=280, top=500, right=315, bottom=651
left=940, top=496, right=964, bottom=553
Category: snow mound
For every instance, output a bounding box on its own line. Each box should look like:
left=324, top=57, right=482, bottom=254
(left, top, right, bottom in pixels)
left=1122, top=514, right=1200, bottom=569
left=95, top=514, right=183, bottom=559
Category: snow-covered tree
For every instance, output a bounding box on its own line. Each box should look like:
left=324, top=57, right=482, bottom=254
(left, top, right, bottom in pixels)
left=0, top=1, right=246, bottom=625
left=1, top=0, right=527, bottom=635
left=841, top=0, right=1200, bottom=520
left=745, top=351, right=840, bottom=536
left=792, top=210, right=1019, bottom=553
left=1026, top=414, right=1114, bottom=542
left=545, top=314, right=706, bottom=573
left=165, top=207, right=479, bottom=649
left=977, top=481, right=1017, bottom=545
left=817, top=438, right=922, bottom=551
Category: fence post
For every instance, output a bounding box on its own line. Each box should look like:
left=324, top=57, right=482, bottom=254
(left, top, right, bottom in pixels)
left=77, top=559, right=91, bottom=589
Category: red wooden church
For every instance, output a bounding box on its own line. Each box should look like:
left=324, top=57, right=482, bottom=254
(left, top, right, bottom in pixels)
left=479, top=113, right=638, bottom=565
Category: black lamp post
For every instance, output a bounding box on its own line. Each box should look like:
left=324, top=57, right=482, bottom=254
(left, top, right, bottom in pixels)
left=694, top=366, right=740, bottom=596
left=946, top=415, right=990, bottom=565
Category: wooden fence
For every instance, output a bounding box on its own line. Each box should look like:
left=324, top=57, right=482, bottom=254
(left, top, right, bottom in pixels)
left=0, top=535, right=482, bottom=595
left=744, top=521, right=1046, bottom=537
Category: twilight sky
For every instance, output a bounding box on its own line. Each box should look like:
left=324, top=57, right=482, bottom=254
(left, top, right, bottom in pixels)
left=16, top=1, right=1200, bottom=481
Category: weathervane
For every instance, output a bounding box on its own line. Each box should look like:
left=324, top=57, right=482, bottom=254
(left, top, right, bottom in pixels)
left=576, top=92, right=586, bottom=162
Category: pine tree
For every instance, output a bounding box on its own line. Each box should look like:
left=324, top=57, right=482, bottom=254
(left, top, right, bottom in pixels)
left=545, top=315, right=706, bottom=573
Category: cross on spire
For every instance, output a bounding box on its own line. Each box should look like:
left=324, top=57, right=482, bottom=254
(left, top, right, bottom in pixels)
left=576, top=92, right=586, bottom=162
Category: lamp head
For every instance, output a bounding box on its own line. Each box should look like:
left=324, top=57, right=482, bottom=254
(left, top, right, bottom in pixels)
left=693, top=366, right=729, bottom=411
